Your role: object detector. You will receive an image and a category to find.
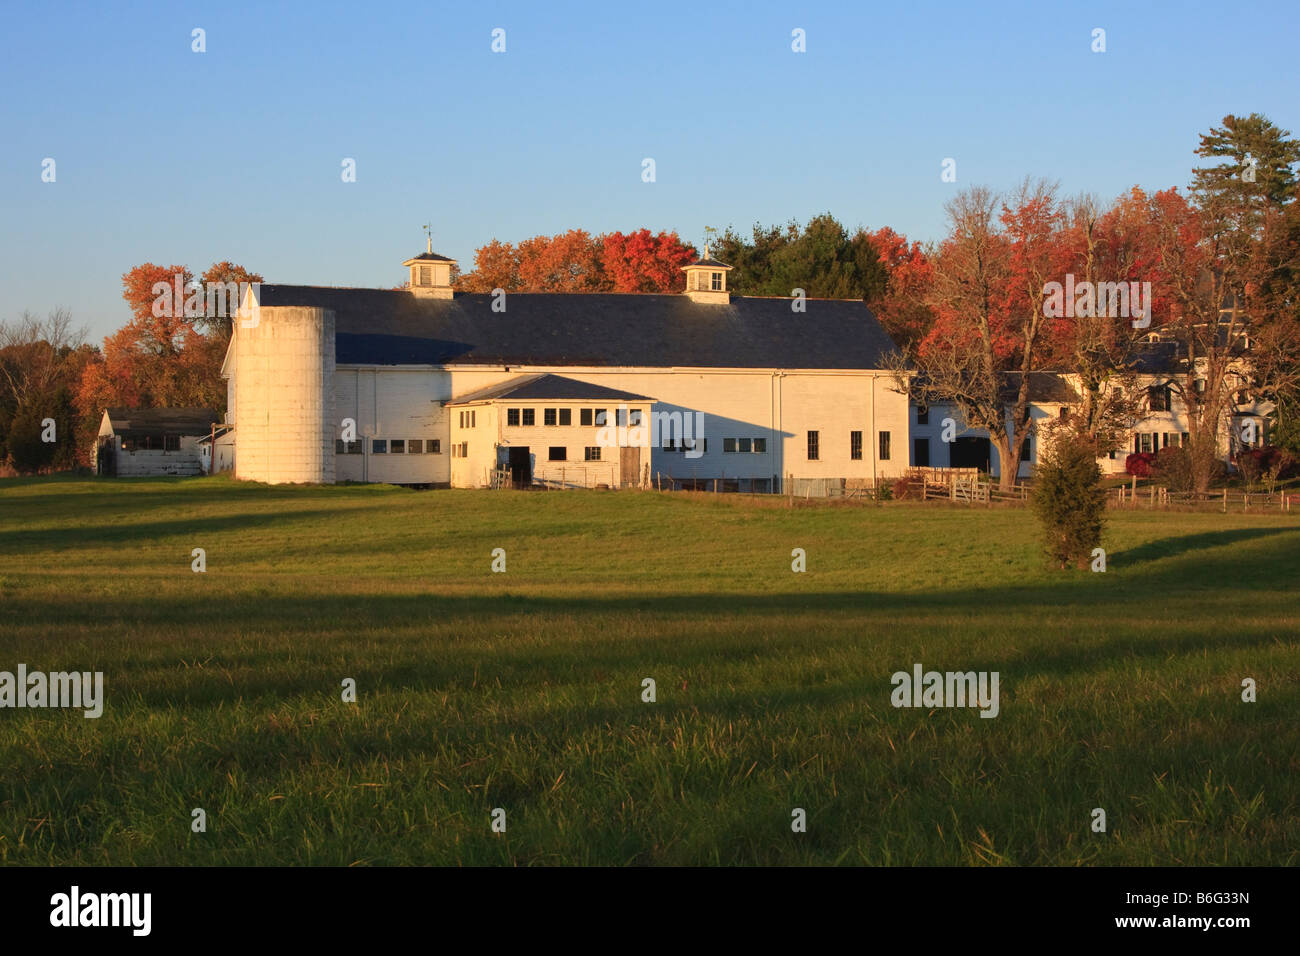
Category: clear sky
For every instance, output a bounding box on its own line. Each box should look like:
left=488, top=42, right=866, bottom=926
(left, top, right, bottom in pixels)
left=2, top=0, right=1296, bottom=341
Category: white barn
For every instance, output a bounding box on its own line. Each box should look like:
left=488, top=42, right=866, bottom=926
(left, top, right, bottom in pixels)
left=221, top=246, right=910, bottom=492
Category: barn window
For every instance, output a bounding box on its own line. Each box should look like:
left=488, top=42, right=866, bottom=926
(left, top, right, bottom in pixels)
left=507, top=409, right=520, bottom=426
left=164, top=435, right=180, bottom=452
left=549, top=447, right=567, bottom=461
left=522, top=409, right=535, bottom=426
left=594, top=409, right=607, bottom=426
left=544, top=408, right=557, bottom=426
left=559, top=409, right=572, bottom=426
left=711, top=272, right=722, bottom=291
left=753, top=438, right=766, bottom=453
left=878, top=431, right=891, bottom=461
left=807, top=431, right=819, bottom=460
left=471, top=411, right=476, bottom=428
left=409, top=440, right=424, bottom=453
left=1019, top=438, right=1031, bottom=462
left=917, top=407, right=929, bottom=425
left=585, top=446, right=601, bottom=461
left=580, top=408, right=593, bottom=426
left=430, top=439, right=441, bottom=454
left=723, top=438, right=737, bottom=453
left=391, top=440, right=405, bottom=454
left=850, top=430, right=863, bottom=460
left=738, top=438, right=751, bottom=453
left=629, top=409, right=642, bottom=426
left=335, top=439, right=362, bottom=455
left=372, top=440, right=387, bottom=454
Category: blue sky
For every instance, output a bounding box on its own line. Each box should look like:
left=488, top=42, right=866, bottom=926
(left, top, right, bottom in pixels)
left=2, top=0, right=1296, bottom=340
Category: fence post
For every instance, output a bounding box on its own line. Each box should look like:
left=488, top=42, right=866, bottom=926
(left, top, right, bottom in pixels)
left=1223, top=486, right=1228, bottom=513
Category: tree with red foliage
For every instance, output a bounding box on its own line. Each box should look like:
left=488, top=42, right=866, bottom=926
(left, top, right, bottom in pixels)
left=599, top=229, right=696, bottom=293
left=863, top=227, right=935, bottom=350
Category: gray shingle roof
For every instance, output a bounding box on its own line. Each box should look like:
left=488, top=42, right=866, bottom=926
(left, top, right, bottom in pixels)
left=686, top=256, right=732, bottom=269
left=447, top=374, right=654, bottom=404
left=256, top=286, right=900, bottom=370
left=104, top=407, right=220, bottom=438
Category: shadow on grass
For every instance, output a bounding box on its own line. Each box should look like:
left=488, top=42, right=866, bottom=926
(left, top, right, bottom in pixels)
left=0, top=508, right=350, bottom=551
left=1111, top=526, right=1300, bottom=567
left=2, top=529, right=1295, bottom=712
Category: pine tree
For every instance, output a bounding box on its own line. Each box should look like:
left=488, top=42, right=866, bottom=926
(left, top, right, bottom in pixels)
left=1031, top=431, right=1107, bottom=570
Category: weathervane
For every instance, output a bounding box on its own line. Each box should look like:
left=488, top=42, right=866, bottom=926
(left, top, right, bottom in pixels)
left=422, top=222, right=433, bottom=254
left=703, top=225, right=718, bottom=258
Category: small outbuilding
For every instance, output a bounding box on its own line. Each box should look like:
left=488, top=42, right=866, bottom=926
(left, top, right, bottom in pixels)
left=95, top=407, right=222, bottom=477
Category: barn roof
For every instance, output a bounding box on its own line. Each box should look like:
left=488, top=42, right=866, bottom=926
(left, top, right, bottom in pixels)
left=255, top=286, right=900, bottom=370
left=447, top=374, right=653, bottom=405
left=102, top=407, right=221, bottom=438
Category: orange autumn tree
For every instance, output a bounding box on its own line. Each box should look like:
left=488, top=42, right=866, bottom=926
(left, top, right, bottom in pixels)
left=77, top=262, right=249, bottom=436
left=457, top=229, right=695, bottom=293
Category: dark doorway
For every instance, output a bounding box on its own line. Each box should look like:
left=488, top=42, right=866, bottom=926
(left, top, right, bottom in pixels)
left=508, top=447, right=531, bottom=488
left=913, top=438, right=930, bottom=467
left=950, top=436, right=991, bottom=471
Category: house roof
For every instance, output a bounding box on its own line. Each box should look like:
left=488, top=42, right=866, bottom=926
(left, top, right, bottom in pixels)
left=1002, top=372, right=1080, bottom=404
left=255, top=286, right=901, bottom=370
left=103, top=407, right=221, bottom=438
left=447, top=373, right=654, bottom=405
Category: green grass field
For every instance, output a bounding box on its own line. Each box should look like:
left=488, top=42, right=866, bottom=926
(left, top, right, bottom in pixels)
left=0, top=476, right=1296, bottom=865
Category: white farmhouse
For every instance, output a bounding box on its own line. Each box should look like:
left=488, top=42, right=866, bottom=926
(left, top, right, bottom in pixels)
left=221, top=245, right=909, bottom=492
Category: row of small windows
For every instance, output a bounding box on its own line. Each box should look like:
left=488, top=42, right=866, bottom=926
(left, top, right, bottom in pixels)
left=806, top=430, right=890, bottom=461
left=1134, top=432, right=1189, bottom=454
left=721, top=437, right=766, bottom=454
left=336, top=439, right=442, bottom=455
left=502, top=408, right=643, bottom=427
left=458, top=410, right=477, bottom=428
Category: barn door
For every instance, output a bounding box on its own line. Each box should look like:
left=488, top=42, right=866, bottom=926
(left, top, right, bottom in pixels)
left=620, top=446, right=639, bottom=488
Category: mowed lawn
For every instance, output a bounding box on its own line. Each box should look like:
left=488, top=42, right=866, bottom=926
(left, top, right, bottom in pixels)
left=0, top=476, right=1296, bottom=866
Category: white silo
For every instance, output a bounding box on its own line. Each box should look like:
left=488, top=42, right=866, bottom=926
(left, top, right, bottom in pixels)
left=233, top=306, right=336, bottom=484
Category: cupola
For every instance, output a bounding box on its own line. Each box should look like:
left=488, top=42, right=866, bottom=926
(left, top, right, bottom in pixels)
left=403, top=235, right=457, bottom=299
left=681, top=244, right=732, bottom=304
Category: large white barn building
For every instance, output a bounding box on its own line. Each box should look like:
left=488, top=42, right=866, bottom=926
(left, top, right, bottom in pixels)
left=222, top=246, right=910, bottom=492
